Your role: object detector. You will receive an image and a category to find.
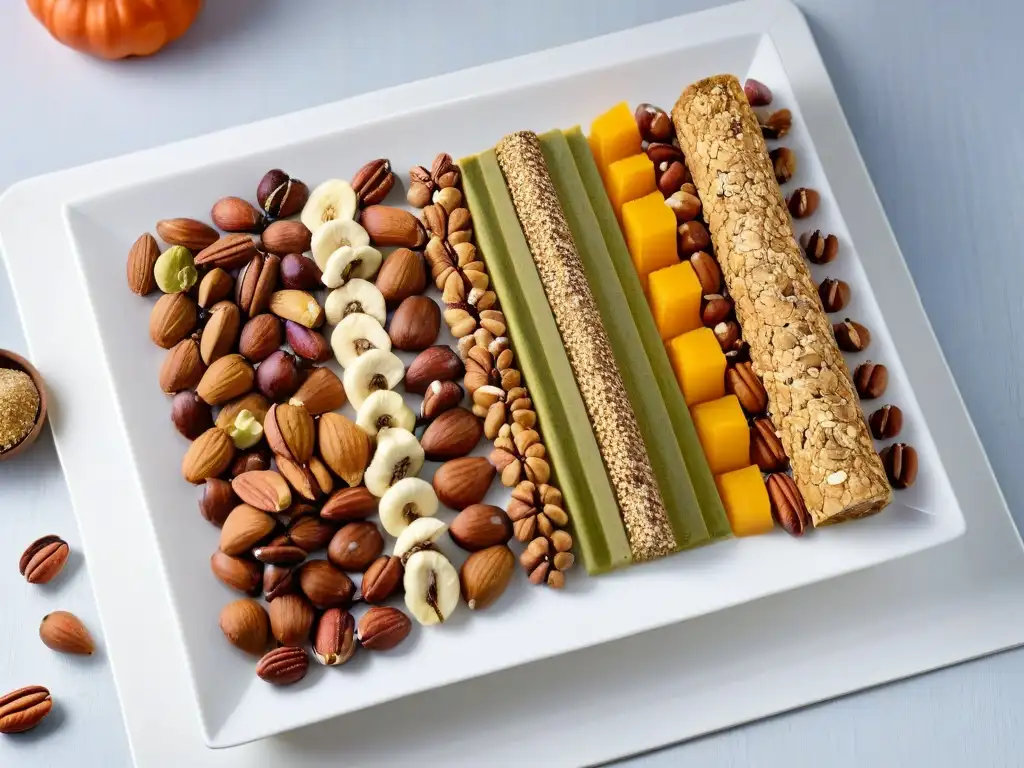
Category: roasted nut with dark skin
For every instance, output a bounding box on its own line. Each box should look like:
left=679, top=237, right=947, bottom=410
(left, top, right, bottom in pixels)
left=199, top=478, right=238, bottom=527
left=769, top=146, right=796, bottom=184
left=701, top=294, right=733, bottom=327
left=834, top=319, right=871, bottom=353
left=853, top=361, right=888, bottom=399
left=171, top=390, right=213, bottom=439
left=279, top=253, right=323, bottom=291
left=634, top=103, right=673, bottom=142
left=257, top=169, right=309, bottom=219
left=818, top=277, right=851, bottom=313
left=760, top=108, right=792, bottom=139
left=19, top=535, right=70, bottom=585
left=726, top=361, right=769, bottom=415
left=787, top=187, right=820, bottom=218
left=351, top=159, right=396, bottom=206
left=256, top=350, right=301, bottom=401
left=880, top=443, right=918, bottom=488
left=743, top=78, right=772, bottom=106
left=678, top=221, right=711, bottom=256
left=869, top=404, right=903, bottom=440
left=766, top=473, right=810, bottom=536
left=689, top=251, right=721, bottom=295
left=801, top=230, right=839, bottom=264
left=750, top=418, right=788, bottom=472
left=713, top=320, right=741, bottom=353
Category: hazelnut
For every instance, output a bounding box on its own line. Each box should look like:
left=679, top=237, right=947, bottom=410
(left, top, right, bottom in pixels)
left=818, top=277, right=851, bottom=313
left=665, top=189, right=701, bottom=222
left=713, top=320, right=741, bottom=352
left=256, top=350, right=301, bottom=401
left=171, top=390, right=213, bottom=440
left=656, top=161, right=688, bottom=197
left=199, top=478, right=238, bottom=527
left=279, top=253, right=323, bottom=291
left=645, top=142, right=684, bottom=168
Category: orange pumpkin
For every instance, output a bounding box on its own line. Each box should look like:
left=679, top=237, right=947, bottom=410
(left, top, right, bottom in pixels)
left=26, top=0, right=203, bottom=60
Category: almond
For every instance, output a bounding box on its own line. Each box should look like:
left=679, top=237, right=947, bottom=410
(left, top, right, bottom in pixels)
left=327, top=521, right=384, bottom=572
left=200, top=301, right=241, bottom=365
left=357, top=605, right=412, bottom=651
left=269, top=289, right=324, bottom=329
left=420, top=407, right=483, bottom=460
left=236, top=252, right=281, bottom=317
left=198, top=267, right=234, bottom=308
left=195, top=233, right=259, bottom=270
left=219, top=504, right=276, bottom=556
left=388, top=295, right=440, bottom=351
left=197, top=354, right=255, bottom=405
left=261, top=220, right=312, bottom=255
left=232, top=470, right=292, bottom=513
left=126, top=232, right=160, bottom=295
left=149, top=292, right=197, bottom=349
left=287, top=514, right=337, bottom=551
left=289, top=367, right=346, bottom=415
left=216, top=392, right=270, bottom=432
left=404, top=345, right=464, bottom=394
left=268, top=593, right=314, bottom=646
left=39, top=610, right=94, bottom=655
left=449, top=504, right=512, bottom=551
left=210, top=550, right=262, bottom=595
left=318, top=412, right=370, bottom=487
left=159, top=337, right=205, bottom=393
left=276, top=455, right=329, bottom=501
left=211, top=197, right=265, bottom=233
left=298, top=559, right=355, bottom=609
left=264, top=403, right=314, bottom=464
left=256, top=645, right=308, bottom=685
left=360, top=555, right=403, bottom=603
left=320, top=486, right=378, bottom=522
left=218, top=599, right=269, bottom=656
left=182, top=427, right=236, bottom=484
left=156, top=217, right=219, bottom=251
left=432, top=457, right=495, bottom=510
left=360, top=205, right=427, bottom=248
left=460, top=545, right=515, bottom=610
left=375, top=248, right=427, bottom=305
left=238, top=314, right=282, bottom=362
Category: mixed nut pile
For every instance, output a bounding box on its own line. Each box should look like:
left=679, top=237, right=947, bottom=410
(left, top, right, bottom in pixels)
left=124, top=151, right=574, bottom=686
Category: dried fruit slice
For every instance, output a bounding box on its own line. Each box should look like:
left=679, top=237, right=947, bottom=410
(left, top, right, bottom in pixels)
left=364, top=427, right=424, bottom=497
left=355, top=390, right=415, bottom=439
left=393, top=516, right=446, bottom=558
left=324, top=279, right=386, bottom=326
left=311, top=218, right=369, bottom=269
left=403, top=550, right=459, bottom=626
left=342, top=349, right=405, bottom=409
left=330, top=312, right=392, bottom=368
left=322, top=245, right=383, bottom=288
left=379, top=478, right=438, bottom=538
left=301, top=179, right=357, bottom=235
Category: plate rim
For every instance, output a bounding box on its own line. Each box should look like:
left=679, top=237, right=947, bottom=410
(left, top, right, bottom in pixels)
left=0, top=0, right=1009, bottom=757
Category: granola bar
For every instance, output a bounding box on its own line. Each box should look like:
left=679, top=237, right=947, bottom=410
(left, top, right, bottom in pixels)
left=672, top=75, right=891, bottom=525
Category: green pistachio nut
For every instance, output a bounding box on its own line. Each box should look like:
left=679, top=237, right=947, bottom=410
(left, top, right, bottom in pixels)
left=154, top=245, right=198, bottom=294
left=227, top=409, right=263, bottom=450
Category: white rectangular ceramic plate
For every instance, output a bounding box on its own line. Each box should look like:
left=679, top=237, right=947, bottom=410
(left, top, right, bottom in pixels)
left=0, top=0, right=1005, bottom=761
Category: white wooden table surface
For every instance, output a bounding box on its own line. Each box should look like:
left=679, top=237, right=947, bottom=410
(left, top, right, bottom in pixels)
left=2, top=1, right=1022, bottom=766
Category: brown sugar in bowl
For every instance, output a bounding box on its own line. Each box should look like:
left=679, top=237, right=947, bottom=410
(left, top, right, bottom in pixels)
left=0, top=349, right=48, bottom=462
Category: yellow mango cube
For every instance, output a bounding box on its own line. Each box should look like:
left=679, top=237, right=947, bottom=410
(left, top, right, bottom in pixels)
left=691, top=395, right=750, bottom=475
left=605, top=154, right=656, bottom=216
left=667, top=327, right=727, bottom=405
left=715, top=465, right=774, bottom=537
left=622, top=192, right=679, bottom=280
left=589, top=102, right=643, bottom=177
left=649, top=262, right=702, bottom=341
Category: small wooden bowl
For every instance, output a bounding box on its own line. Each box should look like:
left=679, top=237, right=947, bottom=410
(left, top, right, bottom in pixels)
left=0, top=349, right=48, bottom=462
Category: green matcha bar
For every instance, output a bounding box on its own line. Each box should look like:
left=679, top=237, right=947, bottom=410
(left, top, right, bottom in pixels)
left=564, top=126, right=732, bottom=541
left=538, top=129, right=710, bottom=550
left=460, top=153, right=632, bottom=574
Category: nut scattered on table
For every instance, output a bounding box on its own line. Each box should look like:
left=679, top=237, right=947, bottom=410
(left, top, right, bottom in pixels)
left=19, top=535, right=70, bottom=585
left=0, top=685, right=53, bottom=735
left=39, top=610, right=95, bottom=655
